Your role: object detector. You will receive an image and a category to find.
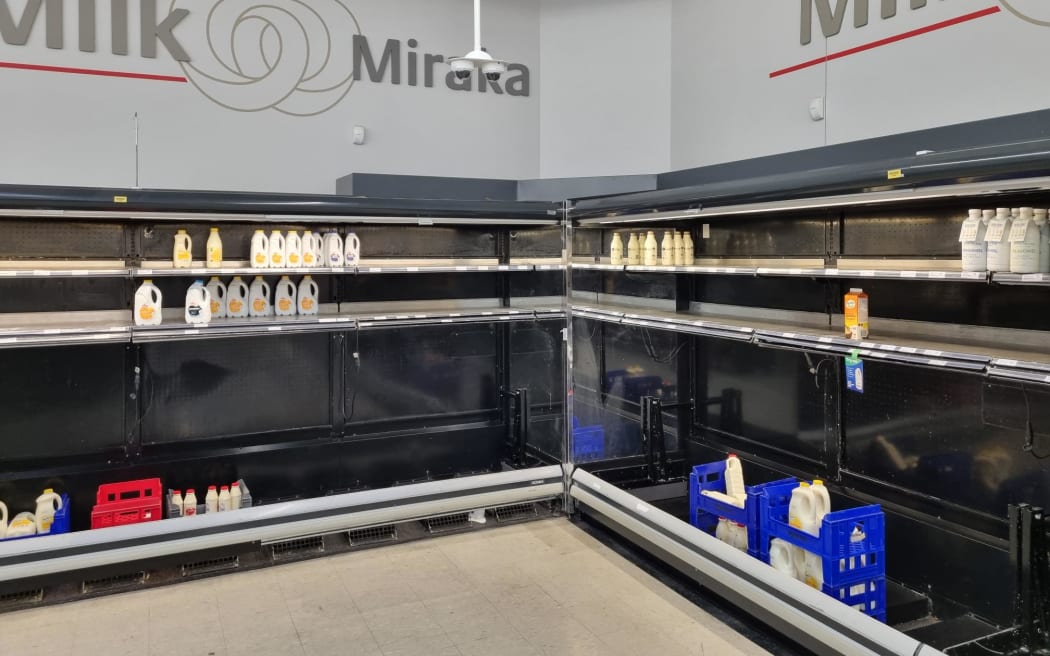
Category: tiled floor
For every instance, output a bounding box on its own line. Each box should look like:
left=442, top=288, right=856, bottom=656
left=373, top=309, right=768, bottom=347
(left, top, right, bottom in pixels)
left=8, top=518, right=771, bottom=656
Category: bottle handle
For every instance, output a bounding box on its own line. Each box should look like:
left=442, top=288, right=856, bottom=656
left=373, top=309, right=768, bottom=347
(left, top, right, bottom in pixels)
left=151, top=289, right=161, bottom=304
left=52, top=494, right=63, bottom=511
left=347, top=233, right=361, bottom=252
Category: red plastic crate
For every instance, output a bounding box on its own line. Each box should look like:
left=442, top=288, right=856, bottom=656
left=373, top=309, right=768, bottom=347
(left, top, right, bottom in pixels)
left=91, top=478, right=163, bottom=529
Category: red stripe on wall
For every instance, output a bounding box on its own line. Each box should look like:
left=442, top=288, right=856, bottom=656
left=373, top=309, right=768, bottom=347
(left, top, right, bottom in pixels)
left=0, top=60, right=187, bottom=82
left=770, top=5, right=1002, bottom=79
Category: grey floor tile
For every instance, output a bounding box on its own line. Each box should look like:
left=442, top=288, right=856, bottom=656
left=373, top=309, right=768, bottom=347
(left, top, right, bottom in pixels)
left=361, top=600, right=444, bottom=647
left=378, top=633, right=459, bottom=656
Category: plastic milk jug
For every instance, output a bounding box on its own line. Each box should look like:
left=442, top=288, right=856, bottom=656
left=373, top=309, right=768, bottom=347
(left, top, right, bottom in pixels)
left=275, top=276, right=297, bottom=317
left=205, top=486, right=219, bottom=513
left=344, top=232, right=362, bottom=265
left=183, top=489, right=198, bottom=516
left=173, top=230, right=192, bottom=268
left=298, top=276, right=319, bottom=316
left=0, top=500, right=7, bottom=539
left=661, top=231, right=674, bottom=266
left=323, top=232, right=344, bottom=267
left=302, top=231, right=320, bottom=268
left=6, top=513, right=36, bottom=537
left=610, top=233, right=624, bottom=265
left=251, top=230, right=269, bottom=269
left=35, top=488, right=63, bottom=534
left=683, top=232, right=695, bottom=263
left=627, top=233, right=640, bottom=265
left=1036, top=209, right=1050, bottom=274
left=986, top=208, right=1014, bottom=273
left=185, top=280, right=212, bottom=326
left=134, top=280, right=163, bottom=327
left=249, top=276, right=271, bottom=317
left=206, top=228, right=223, bottom=268
left=1011, top=207, right=1042, bottom=274
left=269, top=231, right=285, bottom=267
left=230, top=481, right=242, bottom=510
left=724, top=454, right=746, bottom=502
left=206, top=277, right=227, bottom=319
left=227, top=276, right=250, bottom=318
left=673, top=232, right=685, bottom=266
left=643, top=231, right=658, bottom=266
left=959, top=209, right=988, bottom=273
left=285, top=231, right=303, bottom=269
left=218, top=486, right=231, bottom=512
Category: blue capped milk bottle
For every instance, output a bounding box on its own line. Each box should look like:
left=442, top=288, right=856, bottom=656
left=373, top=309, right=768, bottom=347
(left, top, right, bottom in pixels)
left=985, top=208, right=1013, bottom=273
left=959, top=209, right=988, bottom=272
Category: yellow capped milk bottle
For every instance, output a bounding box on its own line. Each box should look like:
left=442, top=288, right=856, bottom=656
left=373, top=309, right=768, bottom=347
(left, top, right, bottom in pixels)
left=626, top=233, right=640, bottom=265
left=206, top=277, right=227, bottom=319
left=275, top=276, right=297, bottom=317
left=226, top=276, right=250, bottom=318
left=673, top=231, right=685, bottom=266
left=302, top=231, right=319, bottom=267
left=285, top=231, right=302, bottom=268
left=134, top=280, right=163, bottom=326
left=661, top=231, right=674, bottom=266
left=34, top=489, right=62, bottom=534
left=206, top=228, right=223, bottom=268
left=298, top=275, right=319, bottom=316
left=1010, top=207, right=1040, bottom=274
left=269, top=230, right=286, bottom=267
left=173, top=229, right=192, bottom=269
left=250, top=230, right=269, bottom=269
left=643, top=231, right=658, bottom=266
left=986, top=208, right=1013, bottom=272
left=1037, top=209, right=1050, bottom=274
left=609, top=233, right=624, bottom=265
left=249, top=276, right=271, bottom=317
left=959, top=209, right=988, bottom=272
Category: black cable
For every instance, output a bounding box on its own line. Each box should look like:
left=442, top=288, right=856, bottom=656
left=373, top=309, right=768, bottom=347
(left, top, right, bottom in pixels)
left=640, top=327, right=687, bottom=364
left=343, top=329, right=361, bottom=424
left=126, top=357, right=156, bottom=442
left=1020, top=384, right=1050, bottom=459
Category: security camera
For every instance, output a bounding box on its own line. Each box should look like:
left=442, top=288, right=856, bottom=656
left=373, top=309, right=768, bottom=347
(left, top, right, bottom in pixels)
left=450, top=57, right=475, bottom=80
left=482, top=60, right=507, bottom=82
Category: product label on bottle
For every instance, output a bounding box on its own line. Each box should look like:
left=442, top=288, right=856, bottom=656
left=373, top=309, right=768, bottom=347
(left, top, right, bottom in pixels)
left=1009, top=220, right=1031, bottom=242
left=177, top=250, right=190, bottom=261
left=208, top=249, right=222, bottom=263
left=290, top=253, right=300, bottom=264
left=253, top=299, right=266, bottom=312
left=301, top=298, right=315, bottom=311
left=278, top=299, right=292, bottom=312
left=255, top=253, right=266, bottom=264
left=959, top=219, right=981, bottom=243
left=211, top=300, right=221, bottom=314
left=272, top=253, right=283, bottom=265
left=986, top=219, right=1009, bottom=242
left=139, top=306, right=155, bottom=320
left=304, top=252, right=314, bottom=265
left=845, top=354, right=865, bottom=394
left=229, top=300, right=243, bottom=313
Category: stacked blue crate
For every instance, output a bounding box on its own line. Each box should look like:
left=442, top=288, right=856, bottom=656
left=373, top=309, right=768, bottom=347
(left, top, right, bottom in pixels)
left=572, top=417, right=605, bottom=461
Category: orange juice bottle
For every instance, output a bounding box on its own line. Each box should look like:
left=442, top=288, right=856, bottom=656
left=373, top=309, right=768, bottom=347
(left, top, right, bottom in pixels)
left=844, top=288, right=869, bottom=338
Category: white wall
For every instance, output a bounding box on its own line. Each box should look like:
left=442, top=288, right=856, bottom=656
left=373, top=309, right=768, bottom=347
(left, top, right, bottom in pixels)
left=0, top=0, right=539, bottom=193
left=670, top=0, right=1050, bottom=171
left=538, top=0, right=671, bottom=179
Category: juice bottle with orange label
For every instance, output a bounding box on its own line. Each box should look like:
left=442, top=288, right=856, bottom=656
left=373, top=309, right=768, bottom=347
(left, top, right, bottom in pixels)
left=844, top=288, right=869, bottom=338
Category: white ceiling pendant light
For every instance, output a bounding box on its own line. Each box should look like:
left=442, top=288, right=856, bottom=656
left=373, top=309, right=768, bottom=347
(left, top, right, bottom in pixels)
left=448, top=0, right=508, bottom=81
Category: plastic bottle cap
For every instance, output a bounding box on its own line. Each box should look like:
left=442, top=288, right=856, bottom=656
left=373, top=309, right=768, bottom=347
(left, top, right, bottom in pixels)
left=174, top=490, right=181, bottom=495
left=800, top=482, right=810, bottom=488
left=813, top=479, right=824, bottom=486
left=43, top=488, right=53, bottom=494
left=211, top=228, right=218, bottom=232
left=727, top=453, right=737, bottom=458
left=968, top=209, right=981, bottom=218
left=232, top=482, right=240, bottom=487
left=144, top=279, right=153, bottom=284
left=221, top=486, right=229, bottom=491
left=208, top=485, right=217, bottom=491
left=849, top=288, right=863, bottom=293
left=187, top=488, right=195, bottom=494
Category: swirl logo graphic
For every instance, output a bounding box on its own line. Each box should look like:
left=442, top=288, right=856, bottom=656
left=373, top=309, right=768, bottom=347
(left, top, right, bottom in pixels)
left=169, top=0, right=361, bottom=116
left=998, top=0, right=1050, bottom=27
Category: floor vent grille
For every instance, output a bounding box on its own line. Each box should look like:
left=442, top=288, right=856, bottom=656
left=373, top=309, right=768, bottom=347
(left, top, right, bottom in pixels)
left=494, top=503, right=538, bottom=523
left=81, top=572, right=146, bottom=594
left=423, top=512, right=471, bottom=534
left=0, top=589, right=43, bottom=609
left=348, top=524, right=398, bottom=547
left=181, top=556, right=240, bottom=578
left=271, top=536, right=325, bottom=560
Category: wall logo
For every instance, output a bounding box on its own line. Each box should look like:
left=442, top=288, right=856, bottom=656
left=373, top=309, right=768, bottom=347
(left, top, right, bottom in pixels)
left=997, top=1, right=1050, bottom=26
left=0, top=0, right=531, bottom=117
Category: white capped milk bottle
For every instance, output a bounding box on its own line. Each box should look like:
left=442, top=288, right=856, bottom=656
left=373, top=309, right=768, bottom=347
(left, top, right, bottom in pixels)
left=206, top=277, right=227, bottom=319
left=1010, top=207, right=1041, bottom=274
left=302, top=231, right=319, bottom=268
left=1036, top=209, right=1050, bottom=274
left=285, top=231, right=303, bottom=268
left=226, top=276, right=250, bottom=318
left=673, top=232, right=685, bottom=266
left=269, top=230, right=286, bottom=267
left=134, top=280, right=163, bottom=326
left=627, top=233, right=640, bottom=265
left=661, top=231, right=674, bottom=266
left=323, top=232, right=344, bottom=267
left=173, top=229, right=192, bottom=269
left=251, top=230, right=269, bottom=269
left=959, top=209, right=988, bottom=272
left=610, top=233, right=624, bottom=265
left=185, top=280, right=212, bottom=326
left=206, top=228, right=223, bottom=268
left=275, top=276, right=297, bottom=317
left=298, top=275, right=319, bottom=316
left=249, top=276, right=271, bottom=317
left=643, top=231, right=658, bottom=266
left=986, top=208, right=1013, bottom=272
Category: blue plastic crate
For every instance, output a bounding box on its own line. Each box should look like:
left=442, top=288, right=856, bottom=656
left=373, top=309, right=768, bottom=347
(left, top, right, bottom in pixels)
left=688, top=460, right=795, bottom=559
left=572, top=417, right=605, bottom=460
left=2, top=493, right=71, bottom=541
left=759, top=480, right=886, bottom=620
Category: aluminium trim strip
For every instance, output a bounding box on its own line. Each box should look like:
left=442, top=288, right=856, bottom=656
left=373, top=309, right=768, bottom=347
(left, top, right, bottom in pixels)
left=569, top=469, right=943, bottom=656
left=0, top=466, right=564, bottom=582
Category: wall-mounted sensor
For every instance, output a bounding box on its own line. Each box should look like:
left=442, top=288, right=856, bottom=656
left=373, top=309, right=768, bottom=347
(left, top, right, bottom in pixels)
left=352, top=126, right=366, bottom=145
left=809, top=97, right=825, bottom=122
